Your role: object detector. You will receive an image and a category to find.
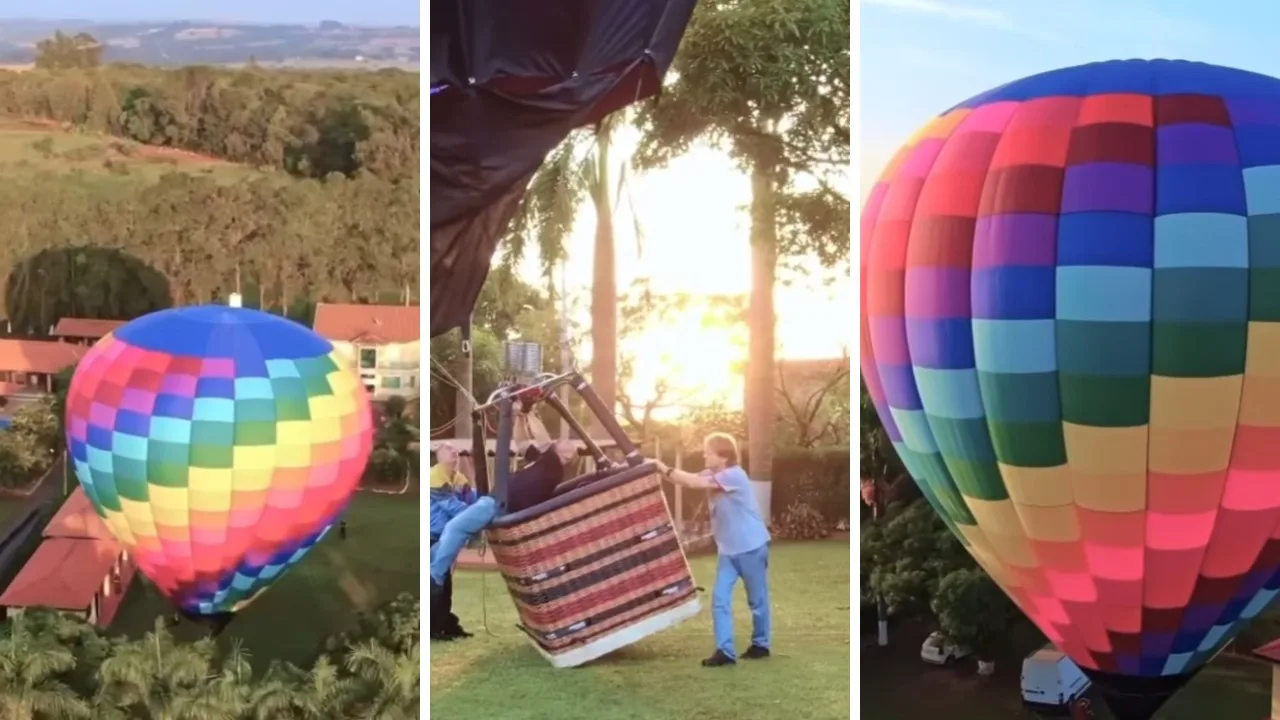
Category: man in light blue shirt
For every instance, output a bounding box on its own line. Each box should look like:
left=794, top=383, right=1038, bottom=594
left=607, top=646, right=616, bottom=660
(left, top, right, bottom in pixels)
left=657, top=432, right=771, bottom=667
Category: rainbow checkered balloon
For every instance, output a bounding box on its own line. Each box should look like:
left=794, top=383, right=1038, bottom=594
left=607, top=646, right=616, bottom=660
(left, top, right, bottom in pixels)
left=862, top=59, right=1280, bottom=714
left=66, top=306, right=374, bottom=616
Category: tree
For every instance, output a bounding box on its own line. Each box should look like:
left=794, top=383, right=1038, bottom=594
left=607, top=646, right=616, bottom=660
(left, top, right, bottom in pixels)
left=0, top=611, right=91, bottom=720
left=93, top=618, right=238, bottom=719
left=34, top=32, right=103, bottom=70
left=343, top=641, right=419, bottom=719
left=777, top=358, right=850, bottom=448
left=250, top=658, right=358, bottom=720
left=861, top=500, right=973, bottom=616
left=931, top=568, right=1019, bottom=675
left=504, top=112, right=641, bottom=433
left=635, top=0, right=850, bottom=519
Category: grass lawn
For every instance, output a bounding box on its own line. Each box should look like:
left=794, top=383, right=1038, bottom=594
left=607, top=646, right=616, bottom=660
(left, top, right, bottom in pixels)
left=0, top=496, right=29, bottom=528
left=860, top=618, right=1273, bottom=719
left=430, top=541, right=852, bottom=720
left=107, top=491, right=420, bottom=670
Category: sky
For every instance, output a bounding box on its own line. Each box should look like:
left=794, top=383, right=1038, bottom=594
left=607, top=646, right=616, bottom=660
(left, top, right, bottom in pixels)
left=861, top=0, right=1280, bottom=201
left=519, top=124, right=852, bottom=413
left=0, top=2, right=419, bottom=26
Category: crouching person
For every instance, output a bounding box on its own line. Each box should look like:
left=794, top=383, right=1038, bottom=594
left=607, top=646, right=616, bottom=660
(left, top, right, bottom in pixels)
left=428, top=443, right=475, bottom=641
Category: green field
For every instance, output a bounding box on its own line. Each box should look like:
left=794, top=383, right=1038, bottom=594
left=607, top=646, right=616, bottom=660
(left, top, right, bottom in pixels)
left=0, top=119, right=263, bottom=185
left=430, top=542, right=852, bottom=720
left=107, top=491, right=420, bottom=669
left=860, top=618, right=1274, bottom=719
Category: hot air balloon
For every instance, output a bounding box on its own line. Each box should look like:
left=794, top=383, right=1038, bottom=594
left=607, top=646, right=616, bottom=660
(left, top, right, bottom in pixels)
left=64, top=306, right=374, bottom=630
left=430, top=0, right=697, bottom=338
left=861, top=59, right=1280, bottom=720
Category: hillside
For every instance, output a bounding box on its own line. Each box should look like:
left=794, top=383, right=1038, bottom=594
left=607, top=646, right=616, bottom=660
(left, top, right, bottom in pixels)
left=0, top=19, right=418, bottom=67
left=0, top=117, right=257, bottom=184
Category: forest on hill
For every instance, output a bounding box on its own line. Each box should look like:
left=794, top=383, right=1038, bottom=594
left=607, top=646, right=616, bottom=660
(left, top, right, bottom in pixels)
left=0, top=62, right=419, bottom=180
left=0, top=55, right=419, bottom=331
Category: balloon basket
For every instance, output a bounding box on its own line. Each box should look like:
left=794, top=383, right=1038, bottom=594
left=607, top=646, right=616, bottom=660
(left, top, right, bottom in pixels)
left=485, top=462, right=700, bottom=668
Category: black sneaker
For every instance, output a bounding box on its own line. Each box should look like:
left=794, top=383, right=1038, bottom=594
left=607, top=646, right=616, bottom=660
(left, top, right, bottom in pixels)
left=701, top=650, right=736, bottom=667
left=742, top=645, right=770, bottom=660
left=443, top=617, right=474, bottom=639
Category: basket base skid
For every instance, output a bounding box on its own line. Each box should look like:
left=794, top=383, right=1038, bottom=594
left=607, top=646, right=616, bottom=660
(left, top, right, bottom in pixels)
left=531, top=596, right=702, bottom=669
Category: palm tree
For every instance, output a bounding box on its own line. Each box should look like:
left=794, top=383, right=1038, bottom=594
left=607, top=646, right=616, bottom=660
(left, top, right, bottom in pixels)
left=93, top=618, right=239, bottom=720
left=250, top=658, right=358, bottom=720
left=505, top=111, right=640, bottom=426
left=0, top=612, right=90, bottom=720
left=343, top=641, right=418, bottom=720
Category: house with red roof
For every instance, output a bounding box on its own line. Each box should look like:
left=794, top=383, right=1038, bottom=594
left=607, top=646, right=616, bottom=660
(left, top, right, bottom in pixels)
left=313, top=303, right=420, bottom=401
left=0, top=339, right=85, bottom=396
left=0, top=487, right=135, bottom=626
left=51, top=317, right=125, bottom=346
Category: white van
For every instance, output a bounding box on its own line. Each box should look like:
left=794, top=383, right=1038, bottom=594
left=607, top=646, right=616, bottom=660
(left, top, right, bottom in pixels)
left=1021, top=646, right=1090, bottom=710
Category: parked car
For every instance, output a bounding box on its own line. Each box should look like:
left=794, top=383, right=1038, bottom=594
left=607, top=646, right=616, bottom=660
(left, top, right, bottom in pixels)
left=920, top=631, right=970, bottom=665
left=1021, top=645, right=1091, bottom=711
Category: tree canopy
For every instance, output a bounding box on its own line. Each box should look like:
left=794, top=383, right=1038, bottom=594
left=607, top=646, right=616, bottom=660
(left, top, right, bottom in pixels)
left=0, top=62, right=417, bottom=181
left=0, top=598, right=420, bottom=720
left=33, top=32, right=103, bottom=71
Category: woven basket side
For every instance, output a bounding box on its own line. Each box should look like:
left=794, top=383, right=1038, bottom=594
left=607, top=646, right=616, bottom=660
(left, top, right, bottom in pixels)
left=488, top=488, right=670, bottom=576
left=490, top=472, right=665, bottom=543
left=485, top=470, right=699, bottom=656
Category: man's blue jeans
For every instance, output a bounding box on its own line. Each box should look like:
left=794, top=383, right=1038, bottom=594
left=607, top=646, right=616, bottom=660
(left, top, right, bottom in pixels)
left=712, top=542, right=771, bottom=659
left=430, top=496, right=499, bottom=586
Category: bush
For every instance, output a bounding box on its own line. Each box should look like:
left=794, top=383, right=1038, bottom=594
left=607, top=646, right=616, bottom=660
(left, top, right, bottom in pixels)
left=365, top=448, right=407, bottom=486
left=772, top=447, right=850, bottom=527
left=773, top=501, right=829, bottom=540
left=61, top=143, right=106, bottom=162
left=29, top=136, right=54, bottom=158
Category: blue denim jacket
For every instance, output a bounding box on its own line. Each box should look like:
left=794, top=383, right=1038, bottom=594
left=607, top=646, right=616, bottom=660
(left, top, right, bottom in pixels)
left=429, top=487, right=477, bottom=537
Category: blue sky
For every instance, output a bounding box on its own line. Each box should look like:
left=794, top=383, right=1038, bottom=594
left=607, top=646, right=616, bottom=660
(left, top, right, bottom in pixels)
left=0, top=1, right=419, bottom=26
left=861, top=0, right=1280, bottom=199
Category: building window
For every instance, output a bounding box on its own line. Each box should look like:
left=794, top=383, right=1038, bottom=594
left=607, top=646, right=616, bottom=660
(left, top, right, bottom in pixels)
left=381, top=376, right=402, bottom=389
left=359, top=348, right=378, bottom=369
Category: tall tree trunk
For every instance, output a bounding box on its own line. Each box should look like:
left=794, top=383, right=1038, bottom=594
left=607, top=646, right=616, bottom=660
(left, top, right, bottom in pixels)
left=590, top=132, right=617, bottom=437
left=746, top=160, right=778, bottom=521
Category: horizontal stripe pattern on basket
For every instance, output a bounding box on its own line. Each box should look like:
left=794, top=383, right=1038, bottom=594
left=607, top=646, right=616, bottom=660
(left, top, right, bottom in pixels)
left=487, top=470, right=697, bottom=656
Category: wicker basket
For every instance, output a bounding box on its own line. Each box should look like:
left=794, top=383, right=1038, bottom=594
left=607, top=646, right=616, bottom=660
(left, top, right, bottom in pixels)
left=486, top=461, right=701, bottom=668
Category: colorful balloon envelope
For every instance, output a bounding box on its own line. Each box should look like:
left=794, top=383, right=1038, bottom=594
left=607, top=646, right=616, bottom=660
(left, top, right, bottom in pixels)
left=861, top=59, right=1280, bottom=719
left=66, top=306, right=374, bottom=617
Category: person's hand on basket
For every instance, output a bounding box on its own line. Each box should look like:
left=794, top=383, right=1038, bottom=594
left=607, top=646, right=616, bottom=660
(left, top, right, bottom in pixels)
left=654, top=460, right=670, bottom=478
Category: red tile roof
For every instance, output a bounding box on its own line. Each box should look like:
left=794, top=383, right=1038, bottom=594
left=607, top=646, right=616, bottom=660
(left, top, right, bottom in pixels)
left=0, top=340, right=84, bottom=374
left=1255, top=638, right=1280, bottom=664
left=51, top=318, right=124, bottom=340
left=44, top=488, right=114, bottom=541
left=313, top=303, right=419, bottom=345
left=0, top=538, right=119, bottom=610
